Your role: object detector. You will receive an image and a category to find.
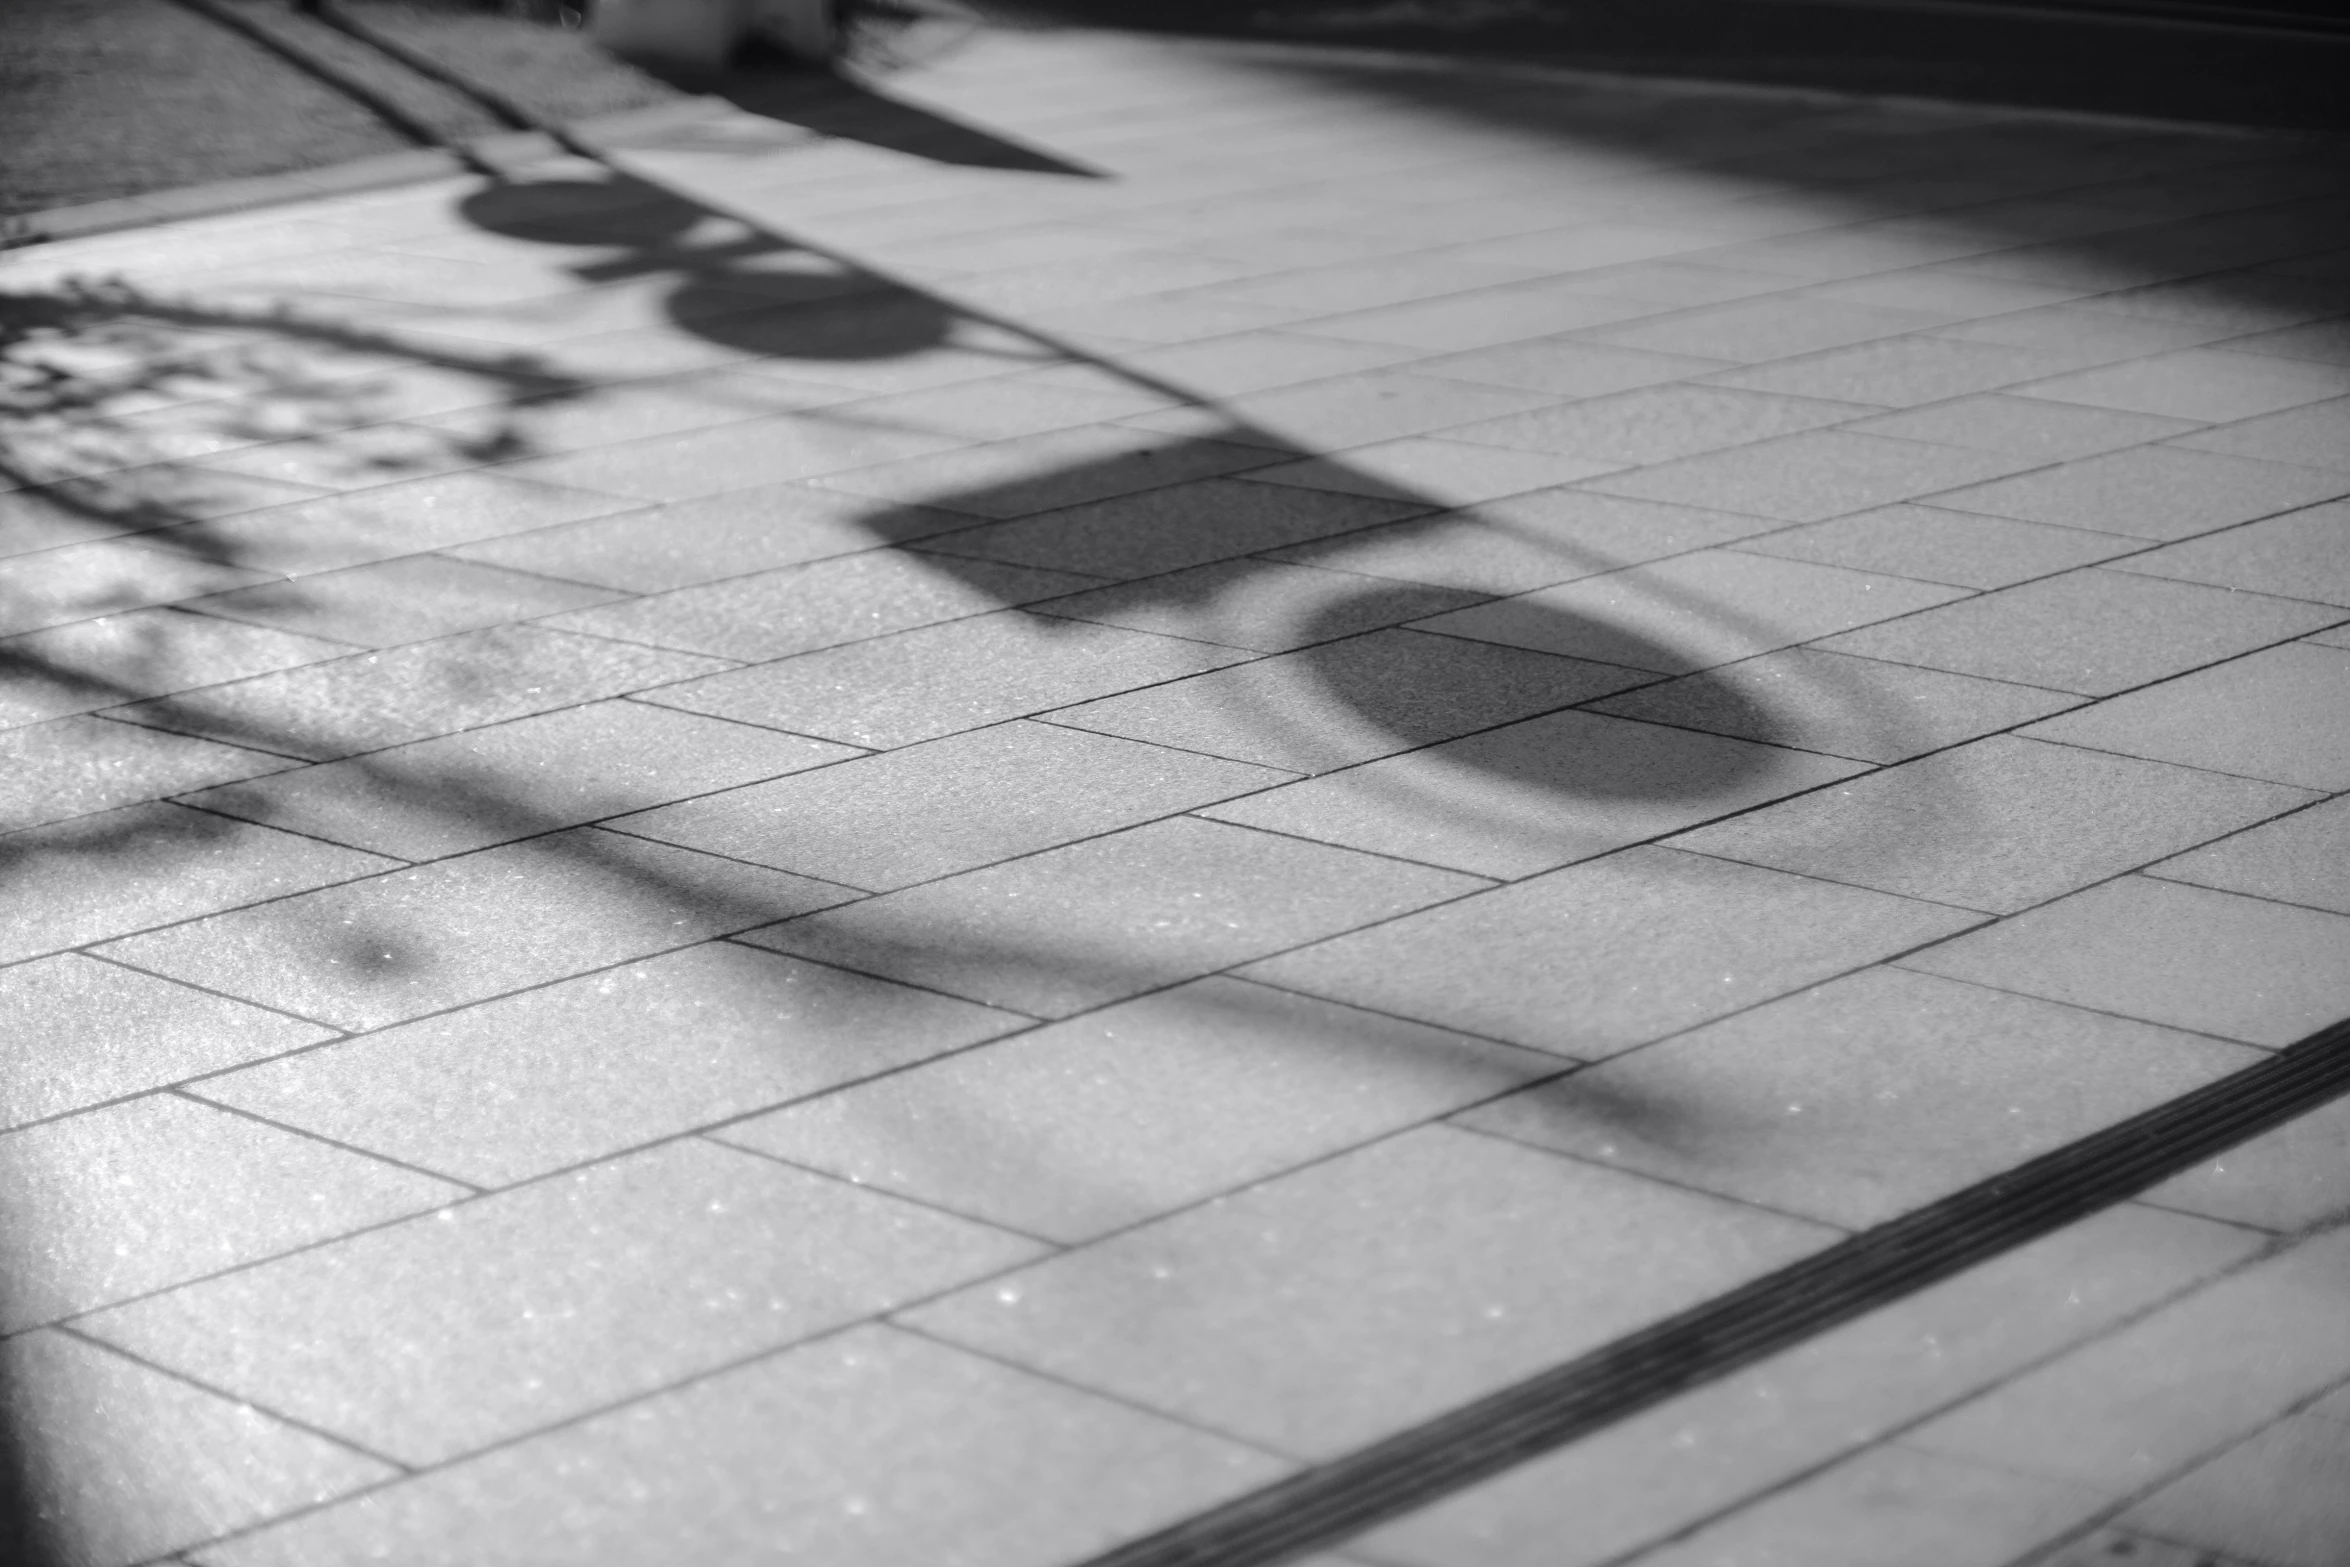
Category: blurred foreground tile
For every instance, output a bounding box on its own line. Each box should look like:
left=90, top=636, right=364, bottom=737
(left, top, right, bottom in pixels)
left=192, top=1326, right=1283, bottom=1567
left=81, top=1143, right=1041, bottom=1466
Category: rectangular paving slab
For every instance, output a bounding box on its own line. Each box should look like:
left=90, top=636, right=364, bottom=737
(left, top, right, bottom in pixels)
left=77, top=1141, right=1042, bottom=1466
left=93, top=828, right=854, bottom=1031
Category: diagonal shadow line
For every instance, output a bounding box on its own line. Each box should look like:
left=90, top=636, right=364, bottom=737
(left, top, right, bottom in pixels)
left=667, top=62, right=1111, bottom=176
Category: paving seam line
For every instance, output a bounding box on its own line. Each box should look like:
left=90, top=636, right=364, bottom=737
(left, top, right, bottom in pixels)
left=1073, top=1010, right=2350, bottom=1567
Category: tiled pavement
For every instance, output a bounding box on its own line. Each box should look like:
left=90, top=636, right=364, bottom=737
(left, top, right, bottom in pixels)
left=3, top=27, right=2349, bottom=1567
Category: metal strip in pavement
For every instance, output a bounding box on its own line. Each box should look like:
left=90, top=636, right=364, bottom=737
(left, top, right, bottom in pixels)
left=1076, top=1012, right=2350, bottom=1567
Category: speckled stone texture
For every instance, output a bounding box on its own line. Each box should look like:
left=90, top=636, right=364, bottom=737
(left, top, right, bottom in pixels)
left=5, top=26, right=2347, bottom=1567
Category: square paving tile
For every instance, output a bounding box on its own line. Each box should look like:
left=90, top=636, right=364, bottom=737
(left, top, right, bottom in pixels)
left=2146, top=796, right=2350, bottom=915
left=94, top=828, right=852, bottom=1032
left=2020, top=642, right=2350, bottom=788
left=186, top=555, right=623, bottom=649
left=2140, top=1095, right=2350, bottom=1234
left=2118, top=1413, right=2350, bottom=1567
left=1416, top=339, right=1734, bottom=398
left=1902, top=1230, right=2350, bottom=1491
left=2172, top=397, right=2350, bottom=472
left=1537, top=260, right=1798, bottom=307
left=1796, top=270, right=2091, bottom=318
left=1243, top=846, right=1981, bottom=1057
left=2109, top=498, right=2350, bottom=606
left=0, top=538, right=275, bottom=639
left=1924, top=446, right=2349, bottom=540
left=1264, top=491, right=1786, bottom=595
left=545, top=549, right=1093, bottom=662
left=613, top=719, right=1285, bottom=890
left=2228, top=319, right=2350, bottom=366
left=193, top=1325, right=1283, bottom=1567
left=1354, top=1204, right=2258, bottom=1567
left=1241, top=437, right=1625, bottom=506
left=1929, top=303, right=2247, bottom=361
left=407, top=367, right=871, bottom=457
left=1030, top=557, right=1486, bottom=652
left=147, top=471, right=644, bottom=578
left=1056, top=329, right=1430, bottom=398
left=77, top=1141, right=1041, bottom=1466
left=0, top=608, right=352, bottom=730
left=0, top=1094, right=458, bottom=1332
left=0, top=956, right=331, bottom=1131
left=1414, top=550, right=1968, bottom=674
left=741, top=815, right=1480, bottom=1018
left=1194, top=251, right=1552, bottom=314
left=1627, top=1445, right=2097, bottom=1567
left=446, top=483, right=978, bottom=592
left=2015, top=347, right=2350, bottom=423
left=1201, top=709, right=1861, bottom=878
left=1025, top=292, right=1308, bottom=347
left=1141, top=372, right=1562, bottom=455
left=1571, top=298, right=1949, bottom=362
left=1589, top=646, right=2082, bottom=763
left=720, top=975, right=1560, bottom=1242
left=902, top=1126, right=1831, bottom=1456
left=183, top=700, right=856, bottom=861
left=1682, top=228, right=2011, bottom=284
left=1900, top=876, right=2350, bottom=1046
left=0, top=715, right=295, bottom=834
left=1671, top=734, right=2310, bottom=913
left=1730, top=503, right=2144, bottom=589
left=105, top=622, right=729, bottom=762
left=1815, top=569, right=2337, bottom=694
left=2, top=1328, right=393, bottom=1567
left=1446, top=225, right=1766, bottom=277
left=491, top=411, right=977, bottom=503
left=1049, top=627, right=1638, bottom=773
left=1583, top=431, right=2034, bottom=522
left=1287, top=287, right=1666, bottom=354
left=808, top=379, right=1177, bottom=443
left=181, top=422, right=505, bottom=494
left=811, top=427, right=1280, bottom=518
left=1437, top=385, right=1875, bottom=466
left=1459, top=966, right=2257, bottom=1228
left=192, top=942, right=1026, bottom=1187
left=642, top=612, right=1246, bottom=749
left=1706, top=336, right=2082, bottom=407
left=1838, top=394, right=2197, bottom=460
left=0, top=802, right=395, bottom=964
left=1, top=471, right=322, bottom=561
left=919, top=476, right=1426, bottom=579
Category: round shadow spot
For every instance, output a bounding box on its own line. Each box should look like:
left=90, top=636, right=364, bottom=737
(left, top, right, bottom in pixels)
left=1294, top=587, right=1790, bottom=801
left=458, top=179, right=708, bottom=246
left=666, top=281, right=955, bottom=360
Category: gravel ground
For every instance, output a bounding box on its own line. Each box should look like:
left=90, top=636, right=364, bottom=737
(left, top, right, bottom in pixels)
left=6, top=0, right=2341, bottom=226
left=0, top=0, right=681, bottom=221
left=1, top=0, right=413, bottom=218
